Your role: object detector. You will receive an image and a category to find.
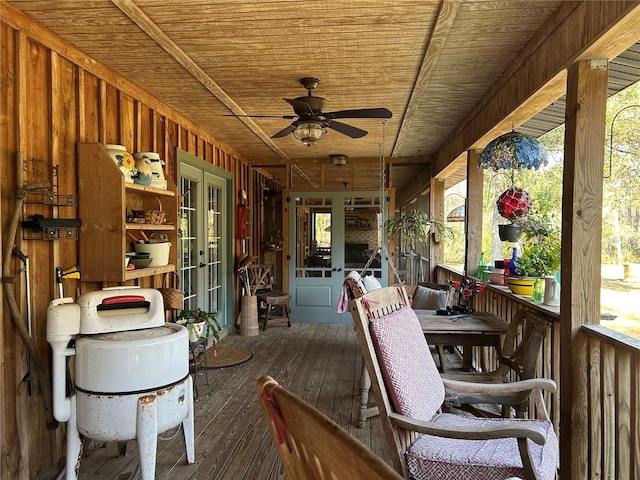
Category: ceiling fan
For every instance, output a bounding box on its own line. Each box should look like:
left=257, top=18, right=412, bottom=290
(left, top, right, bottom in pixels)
left=235, top=78, right=392, bottom=146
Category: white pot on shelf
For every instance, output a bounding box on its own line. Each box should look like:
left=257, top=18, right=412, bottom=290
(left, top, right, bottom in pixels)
left=104, top=144, right=134, bottom=183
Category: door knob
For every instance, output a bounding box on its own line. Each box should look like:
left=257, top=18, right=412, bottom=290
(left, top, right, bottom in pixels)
left=199, top=262, right=206, bottom=268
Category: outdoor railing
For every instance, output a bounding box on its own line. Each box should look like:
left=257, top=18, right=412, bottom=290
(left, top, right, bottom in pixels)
left=434, top=264, right=640, bottom=480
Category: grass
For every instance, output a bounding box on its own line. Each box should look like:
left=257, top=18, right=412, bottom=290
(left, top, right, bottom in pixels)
left=600, top=264, right=640, bottom=340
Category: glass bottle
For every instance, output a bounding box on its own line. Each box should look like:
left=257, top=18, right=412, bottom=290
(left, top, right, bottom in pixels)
left=532, top=277, right=543, bottom=302
left=509, top=247, right=518, bottom=275
left=478, top=252, right=487, bottom=280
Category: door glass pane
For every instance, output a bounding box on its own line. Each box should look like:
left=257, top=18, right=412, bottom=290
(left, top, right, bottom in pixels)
left=344, top=196, right=383, bottom=278
left=207, top=184, right=221, bottom=313
left=295, top=198, right=332, bottom=278
left=179, top=177, right=197, bottom=310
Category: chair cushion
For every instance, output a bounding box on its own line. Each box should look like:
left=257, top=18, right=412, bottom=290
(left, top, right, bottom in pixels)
left=362, top=275, right=383, bottom=293
left=412, top=285, right=449, bottom=310
left=369, top=306, right=443, bottom=421
left=406, top=413, right=558, bottom=480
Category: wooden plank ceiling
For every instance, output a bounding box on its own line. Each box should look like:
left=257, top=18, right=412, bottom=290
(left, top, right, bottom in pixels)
left=4, top=0, right=584, bottom=193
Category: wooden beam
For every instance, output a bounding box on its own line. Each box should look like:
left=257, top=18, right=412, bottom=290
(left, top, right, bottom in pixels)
left=110, top=0, right=288, bottom=161
left=250, top=156, right=429, bottom=167
left=432, top=1, right=640, bottom=176
left=391, top=0, right=461, bottom=157
left=560, top=58, right=608, bottom=480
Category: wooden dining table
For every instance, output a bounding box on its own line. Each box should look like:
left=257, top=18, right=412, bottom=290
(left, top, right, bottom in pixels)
left=413, top=310, right=510, bottom=372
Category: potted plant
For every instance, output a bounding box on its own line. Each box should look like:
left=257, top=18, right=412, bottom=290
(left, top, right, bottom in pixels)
left=506, top=212, right=561, bottom=295
left=384, top=208, right=450, bottom=252
left=177, top=308, right=222, bottom=347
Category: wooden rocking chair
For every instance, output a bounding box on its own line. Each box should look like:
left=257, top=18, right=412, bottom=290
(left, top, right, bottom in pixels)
left=349, top=286, right=558, bottom=480
left=441, top=309, right=554, bottom=418
left=256, top=375, right=402, bottom=480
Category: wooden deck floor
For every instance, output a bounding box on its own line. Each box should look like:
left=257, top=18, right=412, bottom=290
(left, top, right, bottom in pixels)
left=37, top=322, right=423, bottom=480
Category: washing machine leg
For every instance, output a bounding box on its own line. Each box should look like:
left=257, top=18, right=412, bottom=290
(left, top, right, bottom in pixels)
left=66, top=397, right=82, bottom=480
left=183, top=376, right=195, bottom=464
left=136, top=395, right=158, bottom=480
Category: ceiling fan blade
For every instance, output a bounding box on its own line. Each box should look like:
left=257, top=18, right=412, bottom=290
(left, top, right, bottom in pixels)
left=271, top=125, right=295, bottom=138
left=223, top=114, right=298, bottom=119
left=325, top=108, right=392, bottom=120
left=328, top=121, right=368, bottom=139
left=284, top=98, right=315, bottom=115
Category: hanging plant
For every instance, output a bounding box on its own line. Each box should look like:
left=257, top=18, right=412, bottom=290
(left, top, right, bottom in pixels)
left=384, top=209, right=451, bottom=252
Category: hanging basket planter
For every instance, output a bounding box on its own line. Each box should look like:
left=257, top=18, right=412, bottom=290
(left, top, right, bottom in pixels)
left=498, top=224, right=523, bottom=242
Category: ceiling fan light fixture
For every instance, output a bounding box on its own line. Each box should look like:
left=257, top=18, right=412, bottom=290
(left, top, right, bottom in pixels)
left=331, top=154, right=348, bottom=167
left=293, top=120, right=326, bottom=146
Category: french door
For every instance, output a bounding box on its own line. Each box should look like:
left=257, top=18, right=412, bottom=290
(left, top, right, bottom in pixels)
left=288, top=191, right=388, bottom=323
left=177, top=150, right=234, bottom=331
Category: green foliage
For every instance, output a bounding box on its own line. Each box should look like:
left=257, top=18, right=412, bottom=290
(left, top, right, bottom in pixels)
left=515, top=212, right=561, bottom=277
left=384, top=209, right=452, bottom=251
left=602, top=82, right=640, bottom=263
left=177, top=308, right=222, bottom=347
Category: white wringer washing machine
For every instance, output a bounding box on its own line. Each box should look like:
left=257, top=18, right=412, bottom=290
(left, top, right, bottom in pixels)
left=47, top=287, right=195, bottom=479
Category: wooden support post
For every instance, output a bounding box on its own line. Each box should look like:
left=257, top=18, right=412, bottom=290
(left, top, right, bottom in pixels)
left=429, top=177, right=445, bottom=281
left=466, top=149, right=483, bottom=276
left=560, top=58, right=608, bottom=480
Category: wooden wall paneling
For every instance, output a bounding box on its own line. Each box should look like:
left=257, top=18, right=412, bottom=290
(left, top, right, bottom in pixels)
left=149, top=109, right=158, bottom=152
left=1, top=13, right=255, bottom=478
left=50, top=49, right=80, bottom=328
left=119, top=91, right=134, bottom=151
left=187, top=130, right=196, bottom=155
left=97, top=79, right=106, bottom=144
left=103, top=83, right=119, bottom=144
left=166, top=119, right=179, bottom=182
left=76, top=69, right=87, bottom=142
left=134, top=99, right=142, bottom=149
left=2, top=25, right=22, bottom=480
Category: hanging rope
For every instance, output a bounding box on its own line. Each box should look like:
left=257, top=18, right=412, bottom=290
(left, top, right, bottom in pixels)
left=360, top=120, right=402, bottom=284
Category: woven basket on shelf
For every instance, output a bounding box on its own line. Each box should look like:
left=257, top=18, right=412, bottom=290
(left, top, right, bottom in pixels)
left=128, top=195, right=166, bottom=225
left=158, top=271, right=184, bottom=310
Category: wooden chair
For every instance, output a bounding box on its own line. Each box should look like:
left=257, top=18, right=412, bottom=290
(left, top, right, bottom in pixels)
left=245, top=263, right=273, bottom=296
left=256, top=375, right=403, bottom=480
left=349, top=286, right=558, bottom=480
left=442, top=309, right=553, bottom=418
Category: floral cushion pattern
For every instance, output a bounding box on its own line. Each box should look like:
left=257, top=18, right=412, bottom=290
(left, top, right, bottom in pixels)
left=369, top=306, right=443, bottom=421
left=406, top=413, right=558, bottom=480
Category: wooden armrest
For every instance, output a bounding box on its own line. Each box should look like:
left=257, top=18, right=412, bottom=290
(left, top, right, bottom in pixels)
left=442, top=377, right=557, bottom=394
left=388, top=412, right=548, bottom=445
